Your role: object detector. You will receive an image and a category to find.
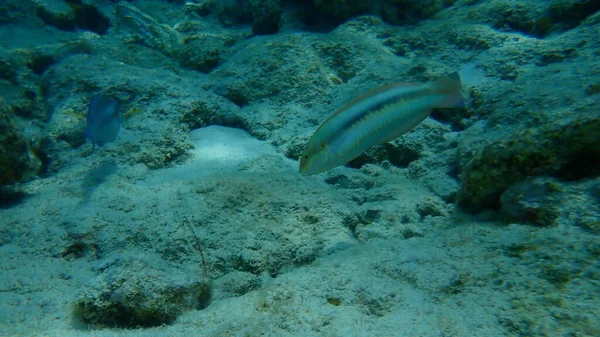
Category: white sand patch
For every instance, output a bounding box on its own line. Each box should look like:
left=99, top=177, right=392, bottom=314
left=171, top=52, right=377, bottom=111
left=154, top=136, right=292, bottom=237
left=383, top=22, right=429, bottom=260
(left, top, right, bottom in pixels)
left=145, top=126, right=296, bottom=184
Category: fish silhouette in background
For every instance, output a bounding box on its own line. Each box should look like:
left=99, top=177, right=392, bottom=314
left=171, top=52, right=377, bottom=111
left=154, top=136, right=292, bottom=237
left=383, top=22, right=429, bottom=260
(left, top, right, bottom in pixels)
left=85, top=94, right=121, bottom=152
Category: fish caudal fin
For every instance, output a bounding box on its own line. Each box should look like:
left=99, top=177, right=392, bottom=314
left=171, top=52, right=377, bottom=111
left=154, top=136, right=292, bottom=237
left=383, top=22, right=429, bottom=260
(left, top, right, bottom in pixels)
left=432, top=72, right=464, bottom=108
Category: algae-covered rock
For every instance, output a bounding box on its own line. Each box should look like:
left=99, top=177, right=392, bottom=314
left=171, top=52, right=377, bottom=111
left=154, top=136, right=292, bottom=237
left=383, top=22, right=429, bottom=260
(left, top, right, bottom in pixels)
left=463, top=0, right=600, bottom=38
left=34, top=0, right=77, bottom=32
left=132, top=127, right=193, bottom=169
left=210, top=26, right=398, bottom=107
left=211, top=33, right=331, bottom=106
left=179, top=32, right=243, bottom=73
left=458, top=114, right=600, bottom=210
left=73, top=251, right=210, bottom=328
left=15, top=35, right=95, bottom=75
left=500, top=177, right=563, bottom=226
left=0, top=80, right=46, bottom=120
left=0, top=51, right=18, bottom=82
left=0, top=100, right=42, bottom=186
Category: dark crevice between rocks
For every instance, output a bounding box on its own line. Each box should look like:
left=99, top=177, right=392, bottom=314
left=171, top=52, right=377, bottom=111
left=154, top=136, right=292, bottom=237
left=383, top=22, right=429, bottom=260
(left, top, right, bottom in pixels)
left=220, top=89, right=250, bottom=108
left=32, top=141, right=51, bottom=177
left=325, top=174, right=375, bottom=190
left=73, top=300, right=176, bottom=329
left=69, top=1, right=111, bottom=35
left=343, top=215, right=361, bottom=240
left=547, top=0, right=600, bottom=32
left=180, top=102, right=249, bottom=133
left=347, top=143, right=420, bottom=170
left=291, top=1, right=342, bottom=33
left=0, top=58, right=17, bottom=83
left=36, top=0, right=111, bottom=35
left=431, top=107, right=471, bottom=132
left=0, top=186, right=29, bottom=209
left=553, top=150, right=600, bottom=182
left=27, top=54, right=55, bottom=75
left=60, top=236, right=98, bottom=260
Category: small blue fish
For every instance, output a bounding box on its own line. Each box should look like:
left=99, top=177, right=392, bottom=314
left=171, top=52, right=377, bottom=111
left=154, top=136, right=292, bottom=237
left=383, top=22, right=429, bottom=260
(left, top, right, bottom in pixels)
left=85, top=94, right=121, bottom=151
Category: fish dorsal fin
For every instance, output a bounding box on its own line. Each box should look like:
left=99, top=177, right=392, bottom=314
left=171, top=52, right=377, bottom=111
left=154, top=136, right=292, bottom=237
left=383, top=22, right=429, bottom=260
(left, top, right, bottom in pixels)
left=431, top=72, right=462, bottom=95
left=331, top=82, right=420, bottom=119
left=430, top=72, right=464, bottom=108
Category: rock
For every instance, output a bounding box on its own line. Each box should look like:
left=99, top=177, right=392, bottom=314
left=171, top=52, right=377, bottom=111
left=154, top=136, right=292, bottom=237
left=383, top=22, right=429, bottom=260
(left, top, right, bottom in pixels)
left=179, top=31, right=244, bottom=73
left=458, top=114, right=600, bottom=210
left=464, top=0, right=600, bottom=38
left=0, top=100, right=42, bottom=186
left=132, top=126, right=193, bottom=169
left=416, top=196, right=450, bottom=219
left=211, top=33, right=331, bottom=106
left=73, top=251, right=210, bottom=328
left=500, top=178, right=562, bottom=226
left=34, top=0, right=77, bottom=32
left=210, top=25, right=399, bottom=107
left=485, top=0, right=547, bottom=37
left=0, top=80, right=46, bottom=120
left=39, top=53, right=206, bottom=170
left=16, top=35, right=95, bottom=75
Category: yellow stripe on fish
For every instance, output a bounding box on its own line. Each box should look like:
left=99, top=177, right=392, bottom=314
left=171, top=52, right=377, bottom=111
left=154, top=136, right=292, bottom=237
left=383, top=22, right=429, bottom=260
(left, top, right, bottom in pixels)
left=299, top=72, right=463, bottom=175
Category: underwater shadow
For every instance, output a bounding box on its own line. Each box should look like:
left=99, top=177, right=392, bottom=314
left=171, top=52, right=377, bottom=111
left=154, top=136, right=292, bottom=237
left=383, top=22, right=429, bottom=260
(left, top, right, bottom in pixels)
left=0, top=186, right=29, bottom=209
left=81, top=159, right=118, bottom=201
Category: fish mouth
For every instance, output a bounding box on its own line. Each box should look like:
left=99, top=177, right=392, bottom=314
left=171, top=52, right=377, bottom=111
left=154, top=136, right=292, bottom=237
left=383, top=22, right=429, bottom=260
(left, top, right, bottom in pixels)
left=298, top=163, right=309, bottom=175
left=298, top=156, right=308, bottom=174
left=298, top=163, right=320, bottom=176
left=298, top=164, right=314, bottom=176
left=299, top=169, right=311, bottom=176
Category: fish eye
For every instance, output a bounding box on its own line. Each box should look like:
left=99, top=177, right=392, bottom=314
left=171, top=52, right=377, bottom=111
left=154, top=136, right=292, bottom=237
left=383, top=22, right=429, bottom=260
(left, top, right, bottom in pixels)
left=320, top=142, right=326, bottom=148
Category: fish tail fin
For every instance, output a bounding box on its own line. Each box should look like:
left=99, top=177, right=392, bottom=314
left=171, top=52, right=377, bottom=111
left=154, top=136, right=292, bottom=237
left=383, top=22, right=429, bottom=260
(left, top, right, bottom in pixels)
left=432, top=72, right=464, bottom=108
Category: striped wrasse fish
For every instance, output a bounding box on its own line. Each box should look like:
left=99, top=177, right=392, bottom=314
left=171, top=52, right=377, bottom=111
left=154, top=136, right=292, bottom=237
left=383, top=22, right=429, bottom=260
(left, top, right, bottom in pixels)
left=299, top=72, right=463, bottom=175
